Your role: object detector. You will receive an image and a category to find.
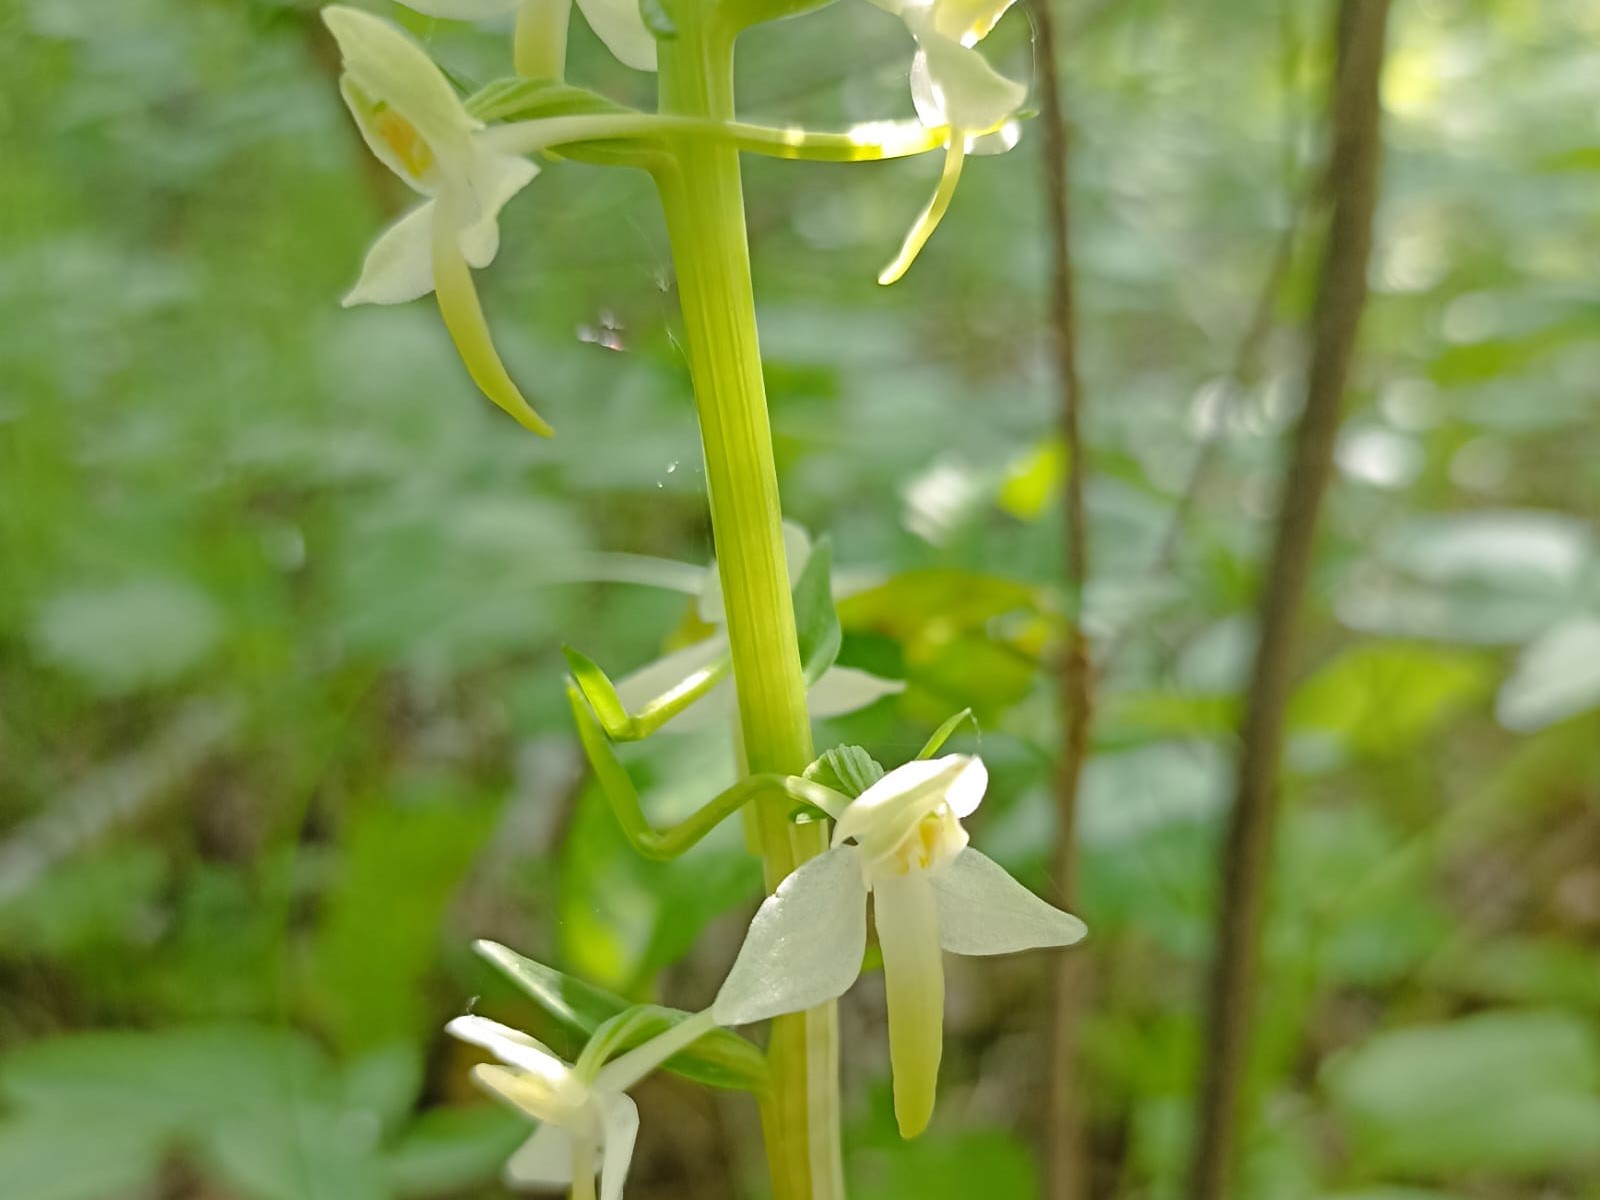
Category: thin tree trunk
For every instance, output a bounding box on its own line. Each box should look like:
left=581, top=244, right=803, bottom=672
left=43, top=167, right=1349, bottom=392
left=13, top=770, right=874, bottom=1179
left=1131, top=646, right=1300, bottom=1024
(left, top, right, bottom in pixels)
left=1186, top=2, right=1392, bottom=1199
left=1031, top=4, right=1094, bottom=1198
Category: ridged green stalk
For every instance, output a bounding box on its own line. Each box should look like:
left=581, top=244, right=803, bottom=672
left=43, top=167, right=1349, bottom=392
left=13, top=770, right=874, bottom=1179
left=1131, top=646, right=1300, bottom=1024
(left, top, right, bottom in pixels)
left=653, top=12, right=845, bottom=1200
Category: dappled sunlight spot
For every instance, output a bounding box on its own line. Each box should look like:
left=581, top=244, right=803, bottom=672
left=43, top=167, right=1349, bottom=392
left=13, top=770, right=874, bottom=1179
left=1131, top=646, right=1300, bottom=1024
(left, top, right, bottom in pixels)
left=1336, top=427, right=1422, bottom=490
left=902, top=458, right=983, bottom=545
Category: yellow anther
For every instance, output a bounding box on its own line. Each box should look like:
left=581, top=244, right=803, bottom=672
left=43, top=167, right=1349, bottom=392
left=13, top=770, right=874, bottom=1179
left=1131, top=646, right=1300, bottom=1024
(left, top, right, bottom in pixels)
left=375, top=107, right=434, bottom=180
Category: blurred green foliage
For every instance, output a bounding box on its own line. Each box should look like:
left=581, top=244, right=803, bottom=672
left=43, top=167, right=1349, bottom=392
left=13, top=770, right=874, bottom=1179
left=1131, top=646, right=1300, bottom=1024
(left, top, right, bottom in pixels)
left=2, top=0, right=1599, bottom=1197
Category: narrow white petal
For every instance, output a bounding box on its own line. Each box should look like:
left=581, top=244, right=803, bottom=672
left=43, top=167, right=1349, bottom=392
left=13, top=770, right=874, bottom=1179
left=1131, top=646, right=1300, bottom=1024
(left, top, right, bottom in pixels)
left=940, top=755, right=987, bottom=818
left=573, top=0, right=658, bottom=71
left=505, top=1124, right=575, bottom=1187
left=393, top=0, right=523, bottom=16
left=930, top=848, right=1087, bottom=955
left=713, top=846, right=869, bottom=1026
left=613, top=635, right=730, bottom=716
left=343, top=201, right=437, bottom=306
left=806, top=666, right=906, bottom=718
left=873, top=870, right=945, bottom=1138
left=447, top=1015, right=568, bottom=1079
left=592, top=1010, right=717, bottom=1095
left=597, top=1094, right=640, bottom=1200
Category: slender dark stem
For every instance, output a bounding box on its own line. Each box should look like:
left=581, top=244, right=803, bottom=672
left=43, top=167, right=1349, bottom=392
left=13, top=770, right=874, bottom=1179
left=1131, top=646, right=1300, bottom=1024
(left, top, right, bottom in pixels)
left=1186, top=3, right=1392, bottom=1198
left=1031, top=4, right=1094, bottom=1198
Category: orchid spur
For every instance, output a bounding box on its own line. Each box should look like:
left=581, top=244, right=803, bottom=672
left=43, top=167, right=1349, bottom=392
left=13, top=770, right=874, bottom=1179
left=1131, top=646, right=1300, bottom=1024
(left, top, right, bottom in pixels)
left=713, top=752, right=1086, bottom=1137
left=449, top=1004, right=718, bottom=1199
left=873, top=0, right=1027, bottom=283
left=390, top=0, right=658, bottom=77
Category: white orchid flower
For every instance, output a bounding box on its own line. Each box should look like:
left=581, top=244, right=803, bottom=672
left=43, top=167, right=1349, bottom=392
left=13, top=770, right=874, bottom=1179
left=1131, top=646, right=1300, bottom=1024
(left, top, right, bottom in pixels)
left=325, top=6, right=562, bottom=435
left=612, top=522, right=904, bottom=730
left=449, top=1009, right=716, bottom=1199
left=712, top=754, right=1086, bottom=1137
left=392, top=0, right=658, bottom=75
left=872, top=0, right=1027, bottom=283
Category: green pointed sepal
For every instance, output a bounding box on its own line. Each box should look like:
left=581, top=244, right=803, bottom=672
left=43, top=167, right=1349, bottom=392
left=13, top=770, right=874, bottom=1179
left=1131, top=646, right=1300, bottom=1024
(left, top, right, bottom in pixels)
left=563, top=644, right=732, bottom=743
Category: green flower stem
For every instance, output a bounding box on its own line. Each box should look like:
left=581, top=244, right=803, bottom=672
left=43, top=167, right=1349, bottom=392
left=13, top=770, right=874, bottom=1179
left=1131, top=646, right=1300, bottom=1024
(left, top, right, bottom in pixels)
left=486, top=112, right=950, bottom=163
left=568, top=680, right=841, bottom=861
left=653, top=14, right=845, bottom=1200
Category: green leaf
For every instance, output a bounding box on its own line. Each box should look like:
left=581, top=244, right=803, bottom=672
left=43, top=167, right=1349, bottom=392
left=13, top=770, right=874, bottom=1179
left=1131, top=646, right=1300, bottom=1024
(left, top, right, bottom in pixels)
left=803, top=745, right=884, bottom=799
left=1323, top=1009, right=1600, bottom=1176
left=0, top=1118, right=163, bottom=1200
left=851, top=1124, right=1037, bottom=1200
left=996, top=438, right=1063, bottom=521
left=792, top=535, right=842, bottom=686
left=915, top=708, right=976, bottom=759
left=31, top=577, right=223, bottom=694
left=473, top=941, right=768, bottom=1093
left=383, top=1105, right=527, bottom=1198
left=309, top=788, right=496, bottom=1052
left=201, top=1104, right=390, bottom=1200
left=1289, top=643, right=1494, bottom=758
left=1, top=1026, right=337, bottom=1132
left=564, top=644, right=731, bottom=742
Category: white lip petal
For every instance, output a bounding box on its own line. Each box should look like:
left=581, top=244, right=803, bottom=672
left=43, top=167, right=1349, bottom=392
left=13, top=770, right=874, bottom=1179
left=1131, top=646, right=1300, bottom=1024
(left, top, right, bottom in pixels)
left=806, top=666, right=906, bottom=719
left=713, top=846, right=869, bottom=1026
left=573, top=0, right=658, bottom=71
left=597, top=1093, right=640, bottom=1200
left=343, top=201, right=438, bottom=307
left=929, top=848, right=1087, bottom=955
left=505, top=1123, right=576, bottom=1187
left=873, top=870, right=945, bottom=1138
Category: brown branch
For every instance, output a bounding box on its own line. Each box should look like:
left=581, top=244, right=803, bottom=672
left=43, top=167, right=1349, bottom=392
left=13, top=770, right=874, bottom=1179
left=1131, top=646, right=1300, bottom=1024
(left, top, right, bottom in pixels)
left=1186, top=2, right=1392, bottom=1199
left=1030, top=4, right=1095, bottom=1199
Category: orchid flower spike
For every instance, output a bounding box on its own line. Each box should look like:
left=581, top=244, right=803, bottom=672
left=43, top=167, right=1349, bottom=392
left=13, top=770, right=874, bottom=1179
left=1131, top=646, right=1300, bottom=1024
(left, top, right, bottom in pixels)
left=324, top=5, right=553, bottom=436
left=448, top=1008, right=717, bottom=1198
left=872, top=0, right=1027, bottom=283
left=712, top=754, right=1086, bottom=1137
left=390, top=0, right=658, bottom=76
left=613, top=522, right=904, bottom=729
